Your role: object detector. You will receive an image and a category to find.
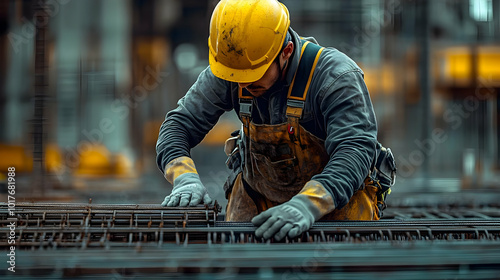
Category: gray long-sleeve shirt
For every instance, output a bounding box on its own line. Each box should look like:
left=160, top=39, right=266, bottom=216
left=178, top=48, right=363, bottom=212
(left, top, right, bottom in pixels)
left=156, top=28, right=378, bottom=209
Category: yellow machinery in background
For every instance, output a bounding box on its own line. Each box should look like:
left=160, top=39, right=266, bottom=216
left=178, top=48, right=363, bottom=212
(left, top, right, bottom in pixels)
left=0, top=144, right=33, bottom=173
left=435, top=46, right=500, bottom=89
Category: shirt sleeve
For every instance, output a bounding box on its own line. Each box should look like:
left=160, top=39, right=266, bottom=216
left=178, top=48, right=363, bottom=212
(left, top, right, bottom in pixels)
left=156, top=66, right=234, bottom=174
left=310, top=70, right=378, bottom=209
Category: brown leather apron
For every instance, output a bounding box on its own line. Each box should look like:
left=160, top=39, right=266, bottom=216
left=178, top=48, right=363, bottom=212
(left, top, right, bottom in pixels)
left=225, top=90, right=380, bottom=222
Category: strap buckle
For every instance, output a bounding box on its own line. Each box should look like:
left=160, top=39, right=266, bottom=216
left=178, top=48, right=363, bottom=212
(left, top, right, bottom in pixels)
left=286, top=99, right=305, bottom=119
left=286, top=99, right=305, bottom=108
left=239, top=99, right=253, bottom=117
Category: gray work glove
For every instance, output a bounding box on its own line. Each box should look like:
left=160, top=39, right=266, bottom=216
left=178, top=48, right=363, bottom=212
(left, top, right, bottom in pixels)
left=161, top=172, right=212, bottom=207
left=252, top=180, right=335, bottom=240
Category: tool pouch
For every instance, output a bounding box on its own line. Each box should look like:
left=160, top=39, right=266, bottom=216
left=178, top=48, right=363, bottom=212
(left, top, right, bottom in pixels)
left=223, top=130, right=243, bottom=198
left=369, top=142, right=397, bottom=217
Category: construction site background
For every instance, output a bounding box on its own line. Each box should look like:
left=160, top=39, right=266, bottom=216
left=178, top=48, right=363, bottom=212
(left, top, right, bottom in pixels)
left=0, top=0, right=499, bottom=210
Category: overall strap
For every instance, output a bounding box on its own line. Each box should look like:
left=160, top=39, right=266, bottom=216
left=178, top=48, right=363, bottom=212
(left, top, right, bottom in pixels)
left=238, top=87, right=253, bottom=136
left=286, top=39, right=324, bottom=119
left=286, top=39, right=324, bottom=145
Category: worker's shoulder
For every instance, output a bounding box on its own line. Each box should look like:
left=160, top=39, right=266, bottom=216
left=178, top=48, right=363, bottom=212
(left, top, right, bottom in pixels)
left=298, top=33, right=362, bottom=78
left=316, top=46, right=364, bottom=80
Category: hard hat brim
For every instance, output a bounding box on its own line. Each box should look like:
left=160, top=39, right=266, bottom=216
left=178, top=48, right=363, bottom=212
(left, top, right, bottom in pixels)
left=209, top=54, right=272, bottom=83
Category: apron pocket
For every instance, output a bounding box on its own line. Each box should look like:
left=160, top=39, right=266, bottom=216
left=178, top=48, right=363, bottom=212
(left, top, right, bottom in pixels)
left=251, top=152, right=298, bottom=187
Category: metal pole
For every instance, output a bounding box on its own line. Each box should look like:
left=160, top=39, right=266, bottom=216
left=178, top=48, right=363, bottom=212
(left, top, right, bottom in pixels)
left=417, top=0, right=432, bottom=188
left=33, top=0, right=49, bottom=195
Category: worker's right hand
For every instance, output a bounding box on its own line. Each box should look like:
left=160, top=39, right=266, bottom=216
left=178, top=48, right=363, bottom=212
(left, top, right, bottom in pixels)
left=161, top=172, right=212, bottom=207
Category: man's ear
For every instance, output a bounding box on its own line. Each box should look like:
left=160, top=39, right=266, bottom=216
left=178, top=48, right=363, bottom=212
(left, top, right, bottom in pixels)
left=282, top=41, right=294, bottom=60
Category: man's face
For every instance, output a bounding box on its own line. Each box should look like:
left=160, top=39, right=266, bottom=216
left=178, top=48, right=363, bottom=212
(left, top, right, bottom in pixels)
left=238, top=61, right=281, bottom=97
left=237, top=42, right=294, bottom=98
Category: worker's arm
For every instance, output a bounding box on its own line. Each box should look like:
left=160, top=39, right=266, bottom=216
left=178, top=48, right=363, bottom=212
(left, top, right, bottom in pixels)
left=156, top=66, right=233, bottom=206
left=312, top=69, right=378, bottom=209
left=253, top=68, right=377, bottom=240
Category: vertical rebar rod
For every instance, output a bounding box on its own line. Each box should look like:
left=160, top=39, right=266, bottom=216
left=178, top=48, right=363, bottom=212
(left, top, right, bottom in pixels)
left=417, top=0, right=432, bottom=187
left=33, top=0, right=49, bottom=195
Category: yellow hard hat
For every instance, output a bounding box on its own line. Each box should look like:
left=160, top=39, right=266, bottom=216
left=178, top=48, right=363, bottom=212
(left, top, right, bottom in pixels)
left=208, top=0, right=290, bottom=83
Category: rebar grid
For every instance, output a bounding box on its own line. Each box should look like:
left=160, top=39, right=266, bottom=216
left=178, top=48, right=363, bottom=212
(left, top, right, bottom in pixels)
left=1, top=202, right=500, bottom=250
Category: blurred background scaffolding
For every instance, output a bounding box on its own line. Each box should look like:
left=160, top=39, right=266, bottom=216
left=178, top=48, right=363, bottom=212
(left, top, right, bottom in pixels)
left=0, top=0, right=499, bottom=207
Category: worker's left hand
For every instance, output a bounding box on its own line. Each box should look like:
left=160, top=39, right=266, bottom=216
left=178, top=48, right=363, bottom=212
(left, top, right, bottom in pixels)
left=251, top=196, right=315, bottom=241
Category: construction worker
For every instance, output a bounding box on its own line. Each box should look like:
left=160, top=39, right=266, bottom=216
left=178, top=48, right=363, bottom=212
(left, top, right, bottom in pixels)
left=156, top=0, right=395, bottom=240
